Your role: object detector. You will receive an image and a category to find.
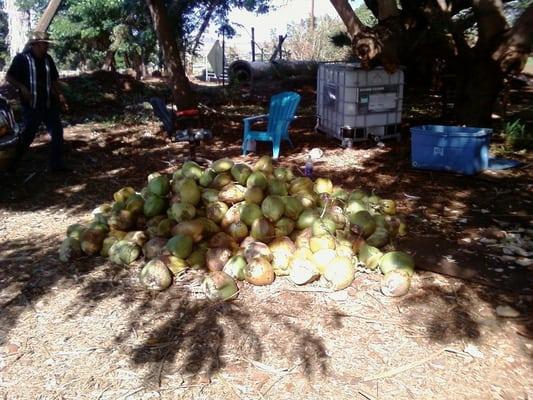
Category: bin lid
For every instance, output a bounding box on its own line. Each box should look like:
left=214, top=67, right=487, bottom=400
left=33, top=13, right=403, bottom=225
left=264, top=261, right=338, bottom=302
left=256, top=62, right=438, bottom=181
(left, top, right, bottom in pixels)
left=410, top=125, right=492, bottom=137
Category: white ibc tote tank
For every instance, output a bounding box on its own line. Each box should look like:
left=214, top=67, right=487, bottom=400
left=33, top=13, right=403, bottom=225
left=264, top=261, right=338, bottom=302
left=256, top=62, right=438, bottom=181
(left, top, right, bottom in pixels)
left=316, top=63, right=404, bottom=146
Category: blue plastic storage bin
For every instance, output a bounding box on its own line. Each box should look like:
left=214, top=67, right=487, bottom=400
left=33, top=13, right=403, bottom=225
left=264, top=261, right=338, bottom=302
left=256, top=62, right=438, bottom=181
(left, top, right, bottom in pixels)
left=410, top=125, right=492, bottom=175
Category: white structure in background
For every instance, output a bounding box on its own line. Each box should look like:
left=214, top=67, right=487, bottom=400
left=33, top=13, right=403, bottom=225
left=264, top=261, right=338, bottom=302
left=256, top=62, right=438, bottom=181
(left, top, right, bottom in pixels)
left=4, top=0, right=31, bottom=59
left=206, top=40, right=224, bottom=81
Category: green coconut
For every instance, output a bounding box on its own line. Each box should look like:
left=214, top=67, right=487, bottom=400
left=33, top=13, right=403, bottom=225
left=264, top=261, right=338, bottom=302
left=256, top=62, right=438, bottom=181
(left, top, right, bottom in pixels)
left=275, top=217, right=295, bottom=237
left=289, top=177, right=314, bottom=195
left=345, top=199, right=367, bottom=217
left=170, top=202, right=196, bottom=222
left=312, top=249, right=337, bottom=275
left=289, top=256, right=319, bottom=285
left=349, top=189, right=368, bottom=202
left=381, top=270, right=411, bottom=297
left=269, top=236, right=297, bottom=276
left=197, top=217, right=221, bottom=236
left=291, top=227, right=313, bottom=249
left=139, top=259, right=173, bottom=291
left=206, top=201, right=229, bottom=224
left=379, top=251, right=415, bottom=276
left=211, top=172, right=233, bottom=190
left=201, top=188, right=220, bottom=204
left=155, top=218, right=175, bottom=237
left=223, top=255, right=248, bottom=280
left=124, top=230, right=148, bottom=247
left=311, top=218, right=337, bottom=237
left=358, top=242, right=383, bottom=270
left=80, top=228, right=106, bottom=255
left=199, top=168, right=216, bottom=187
left=187, top=248, right=207, bottom=270
left=58, top=237, right=82, bottom=262
left=261, top=195, right=285, bottom=222
left=296, top=209, right=319, bottom=230
left=254, top=155, right=274, bottom=174
left=282, top=196, right=303, bottom=220
left=244, top=186, right=264, bottom=204
left=267, top=178, right=288, bottom=196
left=380, top=199, right=397, bottom=215
left=365, top=227, right=390, bottom=248
left=108, top=209, right=136, bottom=231
left=230, top=163, right=253, bottom=185
left=172, top=219, right=205, bottom=242
left=109, top=240, right=141, bottom=265
left=250, top=218, right=275, bottom=242
left=309, top=235, right=336, bottom=253
left=218, top=183, right=246, bottom=204
left=227, top=221, right=249, bottom=242
left=212, top=158, right=235, bottom=173
left=203, top=271, right=239, bottom=301
left=143, top=194, right=166, bottom=218
left=244, top=241, right=273, bottom=262
left=166, top=234, right=194, bottom=259
left=206, top=247, right=233, bottom=272
left=349, top=210, right=377, bottom=238
left=125, top=193, right=144, bottom=214
left=273, top=167, right=294, bottom=182
left=179, top=178, right=201, bottom=205
left=182, top=161, right=204, bottom=180
left=240, top=203, right=263, bottom=227
left=148, top=175, right=170, bottom=197
left=220, top=203, right=245, bottom=230
left=246, top=171, right=268, bottom=190
left=100, top=236, right=118, bottom=257
left=113, top=186, right=136, bottom=203
left=209, top=232, right=239, bottom=253
left=67, top=223, right=86, bottom=241
left=313, top=177, right=333, bottom=194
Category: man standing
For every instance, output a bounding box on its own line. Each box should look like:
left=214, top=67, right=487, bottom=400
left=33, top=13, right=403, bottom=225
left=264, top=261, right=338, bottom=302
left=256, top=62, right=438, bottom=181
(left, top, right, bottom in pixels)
left=6, top=31, right=69, bottom=173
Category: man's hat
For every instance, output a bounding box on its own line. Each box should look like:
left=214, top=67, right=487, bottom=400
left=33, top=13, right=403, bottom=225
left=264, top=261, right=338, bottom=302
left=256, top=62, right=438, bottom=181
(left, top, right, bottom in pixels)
left=27, top=31, right=54, bottom=44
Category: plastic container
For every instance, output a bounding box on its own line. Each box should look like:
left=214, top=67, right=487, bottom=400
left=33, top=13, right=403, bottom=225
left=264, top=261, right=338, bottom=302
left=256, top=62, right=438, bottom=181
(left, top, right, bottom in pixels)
left=410, top=125, right=492, bottom=175
left=316, top=63, right=404, bottom=143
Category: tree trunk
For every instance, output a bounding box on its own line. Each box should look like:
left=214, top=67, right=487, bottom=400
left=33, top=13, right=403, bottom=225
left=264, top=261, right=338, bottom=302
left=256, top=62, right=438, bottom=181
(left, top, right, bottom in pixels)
left=102, top=50, right=116, bottom=72
left=4, top=0, right=30, bottom=58
left=145, top=0, right=196, bottom=109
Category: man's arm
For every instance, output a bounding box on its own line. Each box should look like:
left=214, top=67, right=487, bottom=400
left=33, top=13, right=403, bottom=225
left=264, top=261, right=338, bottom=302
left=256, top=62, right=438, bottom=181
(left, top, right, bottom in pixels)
left=51, top=80, right=68, bottom=111
left=5, top=74, right=31, bottom=104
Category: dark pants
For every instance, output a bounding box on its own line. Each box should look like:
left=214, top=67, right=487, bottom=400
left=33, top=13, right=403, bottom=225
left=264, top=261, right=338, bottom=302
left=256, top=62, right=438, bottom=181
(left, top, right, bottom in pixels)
left=11, top=104, right=64, bottom=171
left=149, top=97, right=174, bottom=137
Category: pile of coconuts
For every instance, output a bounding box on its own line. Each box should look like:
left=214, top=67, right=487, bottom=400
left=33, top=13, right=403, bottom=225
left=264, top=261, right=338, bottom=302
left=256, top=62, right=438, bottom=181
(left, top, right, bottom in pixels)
left=59, top=155, right=415, bottom=301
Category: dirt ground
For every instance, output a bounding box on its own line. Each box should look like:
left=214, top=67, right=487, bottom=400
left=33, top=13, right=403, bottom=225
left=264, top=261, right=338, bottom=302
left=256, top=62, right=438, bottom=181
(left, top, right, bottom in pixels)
left=0, top=73, right=532, bottom=399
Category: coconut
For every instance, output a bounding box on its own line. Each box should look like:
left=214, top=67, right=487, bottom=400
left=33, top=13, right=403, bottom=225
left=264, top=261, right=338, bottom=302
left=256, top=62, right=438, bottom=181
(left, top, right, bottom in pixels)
left=197, top=217, right=221, bottom=236
left=67, top=223, right=86, bottom=241
left=218, top=183, right=246, bottom=204
left=227, top=221, right=249, bottom=242
left=379, top=251, right=415, bottom=276
left=148, top=175, right=170, bottom=197
left=143, top=237, right=167, bottom=259
left=325, top=205, right=346, bottom=229
left=349, top=210, right=377, bottom=238
left=155, top=218, right=176, bottom=237
left=211, top=172, right=233, bottom=190
left=312, top=249, right=337, bottom=274
left=139, top=259, right=173, bottom=291
left=230, top=163, right=253, bottom=185
left=182, top=161, right=204, bottom=180
left=113, top=186, right=136, bottom=203
left=313, top=177, right=333, bottom=194
left=296, top=209, right=319, bottom=230
left=240, top=203, right=263, bottom=227
left=289, top=177, right=314, bottom=195
left=261, top=195, right=285, bottom=222
left=246, top=171, right=268, bottom=190
left=245, top=258, right=275, bottom=286
left=179, top=178, right=201, bottom=205
left=322, top=256, right=355, bottom=291
left=267, top=178, right=288, bottom=196
left=187, top=248, right=206, bottom=270
left=244, top=186, right=264, bottom=204
left=380, top=270, right=411, bottom=297
left=273, top=167, right=294, bottom=182
left=199, top=168, right=216, bottom=187
left=296, top=192, right=318, bottom=209
left=109, top=240, right=141, bottom=265
left=223, top=255, right=248, bottom=280
left=275, top=218, right=295, bottom=237
left=203, top=271, right=239, bottom=301
left=170, top=202, right=196, bottom=222
left=281, top=196, right=303, bottom=220
left=109, top=228, right=128, bottom=240
left=124, top=230, right=148, bottom=247
left=311, top=218, right=337, bottom=237
left=289, top=257, right=319, bottom=285
left=143, top=194, right=166, bottom=218
left=366, top=227, right=390, bottom=248
left=349, top=189, right=368, bottom=202
left=291, top=227, right=313, bottom=249
left=309, top=235, right=336, bottom=253
left=58, top=237, right=82, bottom=262
left=206, top=247, right=232, bottom=271
left=166, top=234, right=194, bottom=259
left=358, top=242, right=383, bottom=270
left=331, top=187, right=349, bottom=202
left=80, top=228, right=106, bottom=255
left=212, top=158, right=235, bottom=173
left=344, top=199, right=367, bottom=217
left=220, top=203, right=245, bottom=230
left=201, top=188, right=220, bottom=204
left=380, top=199, right=396, bottom=215
left=244, top=241, right=273, bottom=262
left=253, top=155, right=274, bottom=174
left=125, top=193, right=144, bottom=214
left=108, top=209, right=136, bottom=231
left=100, top=236, right=118, bottom=257
left=209, top=232, right=239, bottom=252
left=269, top=236, right=297, bottom=275
left=172, top=219, right=205, bottom=242
left=250, top=218, right=275, bottom=242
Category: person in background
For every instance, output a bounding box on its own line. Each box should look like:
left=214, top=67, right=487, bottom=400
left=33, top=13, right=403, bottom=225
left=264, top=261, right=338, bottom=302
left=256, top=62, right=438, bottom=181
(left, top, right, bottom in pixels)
left=5, top=31, right=69, bottom=173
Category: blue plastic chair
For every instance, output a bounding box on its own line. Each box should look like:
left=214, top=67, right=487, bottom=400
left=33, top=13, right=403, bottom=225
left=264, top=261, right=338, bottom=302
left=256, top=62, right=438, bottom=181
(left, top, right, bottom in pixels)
left=242, top=91, right=301, bottom=159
